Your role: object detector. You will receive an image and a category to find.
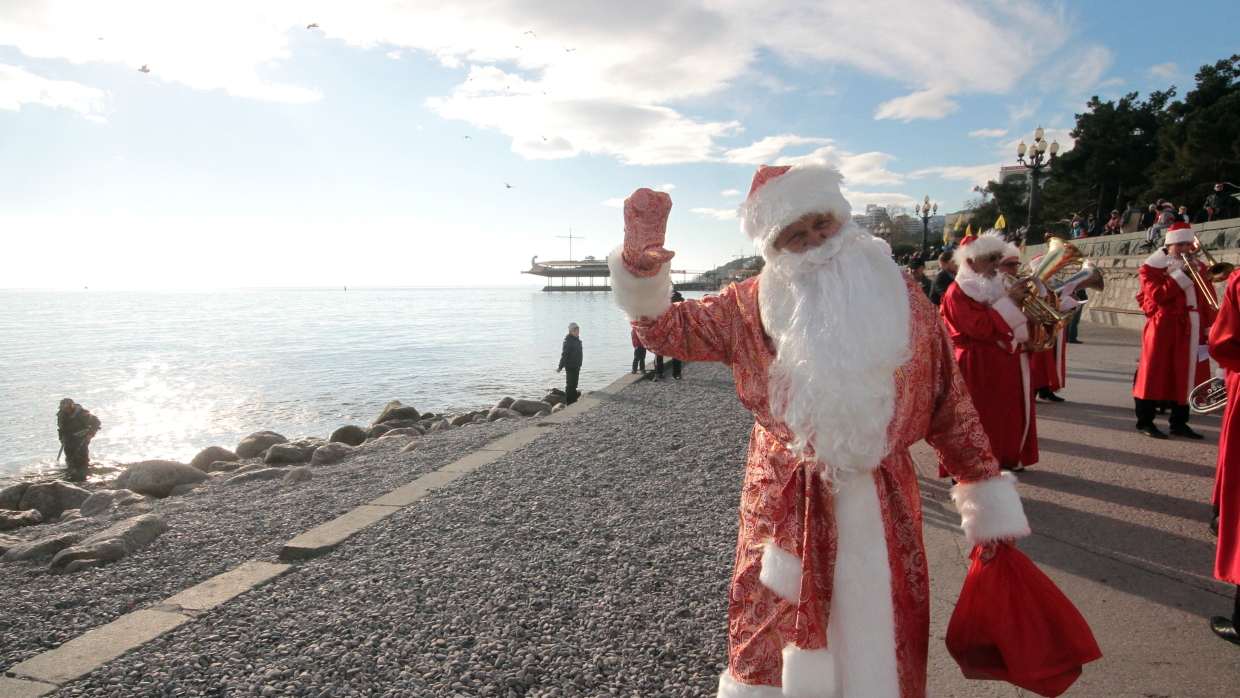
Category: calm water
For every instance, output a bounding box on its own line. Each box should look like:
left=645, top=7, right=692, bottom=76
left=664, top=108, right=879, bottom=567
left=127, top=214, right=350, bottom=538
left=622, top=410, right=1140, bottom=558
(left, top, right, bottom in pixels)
left=0, top=287, right=701, bottom=483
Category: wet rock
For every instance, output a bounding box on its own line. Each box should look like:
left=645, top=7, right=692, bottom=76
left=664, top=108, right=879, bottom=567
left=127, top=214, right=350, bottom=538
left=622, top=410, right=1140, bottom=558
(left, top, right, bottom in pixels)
left=450, top=413, right=475, bottom=427
left=377, top=419, right=419, bottom=431
left=79, top=489, right=153, bottom=518
left=487, top=407, right=523, bottom=422
left=368, top=423, right=394, bottom=439
left=1, top=531, right=83, bottom=563
left=56, top=509, right=82, bottom=523
left=0, top=508, right=43, bottom=531
left=264, top=442, right=315, bottom=465
left=207, top=460, right=243, bottom=473
left=49, top=514, right=168, bottom=574
left=113, top=460, right=209, bottom=498
left=235, top=431, right=288, bottom=459
left=373, top=400, right=422, bottom=425
left=188, top=446, right=239, bottom=472
left=17, top=481, right=91, bottom=520
left=494, top=396, right=515, bottom=410
left=551, top=403, right=566, bottom=413
left=284, top=467, right=313, bottom=483
left=225, top=468, right=290, bottom=486
left=0, top=534, right=22, bottom=555
left=310, top=442, right=353, bottom=466
left=542, top=394, right=566, bottom=407
left=534, top=411, right=551, bottom=418
left=0, top=482, right=31, bottom=510
left=509, top=399, right=553, bottom=417
left=329, top=424, right=369, bottom=447
left=380, top=427, right=421, bottom=440
left=400, top=440, right=423, bottom=453
left=169, top=483, right=200, bottom=497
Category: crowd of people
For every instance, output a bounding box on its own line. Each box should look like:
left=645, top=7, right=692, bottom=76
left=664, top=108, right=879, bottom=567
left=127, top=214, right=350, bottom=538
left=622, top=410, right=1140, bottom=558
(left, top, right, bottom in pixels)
left=1066, top=182, right=1237, bottom=244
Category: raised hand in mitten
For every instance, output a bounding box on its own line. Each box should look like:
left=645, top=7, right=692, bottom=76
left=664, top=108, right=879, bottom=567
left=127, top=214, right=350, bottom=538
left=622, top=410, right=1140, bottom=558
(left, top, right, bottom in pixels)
left=622, top=188, right=675, bottom=277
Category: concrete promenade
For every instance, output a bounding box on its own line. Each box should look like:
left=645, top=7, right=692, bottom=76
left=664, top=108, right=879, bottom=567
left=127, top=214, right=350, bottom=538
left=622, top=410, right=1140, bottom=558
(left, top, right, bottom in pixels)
left=5, top=323, right=1240, bottom=698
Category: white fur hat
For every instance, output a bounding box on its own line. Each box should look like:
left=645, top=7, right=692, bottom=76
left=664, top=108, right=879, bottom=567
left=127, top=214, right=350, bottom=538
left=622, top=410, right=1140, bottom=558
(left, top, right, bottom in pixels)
left=1165, top=222, right=1195, bottom=245
left=739, top=164, right=851, bottom=250
left=952, top=230, right=1011, bottom=267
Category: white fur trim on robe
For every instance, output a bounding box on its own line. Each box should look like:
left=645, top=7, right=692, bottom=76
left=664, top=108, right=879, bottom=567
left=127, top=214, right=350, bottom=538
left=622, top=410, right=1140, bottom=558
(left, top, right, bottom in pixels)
left=992, top=297, right=1030, bottom=345
left=781, top=646, right=836, bottom=698
left=718, top=671, right=784, bottom=698
left=950, top=472, right=1031, bottom=546
left=759, top=542, right=802, bottom=603
left=607, top=245, right=673, bottom=321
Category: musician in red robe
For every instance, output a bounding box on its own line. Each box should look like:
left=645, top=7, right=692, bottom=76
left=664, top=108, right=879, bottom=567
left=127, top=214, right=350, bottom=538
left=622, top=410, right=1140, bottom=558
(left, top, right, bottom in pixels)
left=609, top=165, right=1031, bottom=698
left=939, top=233, right=1039, bottom=471
left=1134, top=222, right=1217, bottom=439
left=1207, top=271, right=1240, bottom=645
left=1026, top=254, right=1080, bottom=403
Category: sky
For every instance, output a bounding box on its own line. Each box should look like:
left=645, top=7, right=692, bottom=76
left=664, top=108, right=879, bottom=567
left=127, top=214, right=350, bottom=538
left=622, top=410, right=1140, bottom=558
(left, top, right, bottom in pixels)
left=1, top=0, right=1237, bottom=289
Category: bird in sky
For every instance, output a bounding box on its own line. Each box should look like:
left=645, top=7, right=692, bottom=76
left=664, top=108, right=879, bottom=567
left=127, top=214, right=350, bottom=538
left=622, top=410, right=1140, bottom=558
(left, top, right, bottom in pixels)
left=563, top=46, right=576, bottom=52
left=138, top=64, right=150, bottom=73
left=504, top=183, right=514, bottom=189
left=540, top=135, right=547, bottom=141
left=524, top=31, right=536, bottom=37
left=307, top=23, right=318, bottom=29
left=463, top=136, right=472, bottom=139
left=515, top=45, right=522, bottom=50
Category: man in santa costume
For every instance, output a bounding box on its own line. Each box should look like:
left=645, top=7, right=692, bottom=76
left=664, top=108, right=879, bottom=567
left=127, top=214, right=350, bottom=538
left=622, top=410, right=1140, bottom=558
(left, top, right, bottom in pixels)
left=938, top=233, right=1039, bottom=472
left=1207, top=270, right=1240, bottom=645
left=609, top=164, right=1031, bottom=698
left=1134, top=222, right=1217, bottom=439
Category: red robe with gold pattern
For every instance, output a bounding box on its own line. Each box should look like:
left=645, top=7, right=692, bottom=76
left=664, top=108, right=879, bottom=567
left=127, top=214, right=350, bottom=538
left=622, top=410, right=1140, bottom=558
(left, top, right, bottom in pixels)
left=631, top=273, right=1024, bottom=698
left=1208, top=273, right=1240, bottom=585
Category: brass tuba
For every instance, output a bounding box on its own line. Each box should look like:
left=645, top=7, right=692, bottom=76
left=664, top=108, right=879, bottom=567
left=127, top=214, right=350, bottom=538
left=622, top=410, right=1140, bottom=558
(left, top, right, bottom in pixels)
left=1049, top=259, right=1105, bottom=295
left=1019, top=237, right=1085, bottom=352
left=1181, top=235, right=1234, bottom=311
left=1190, top=377, right=1228, bottom=415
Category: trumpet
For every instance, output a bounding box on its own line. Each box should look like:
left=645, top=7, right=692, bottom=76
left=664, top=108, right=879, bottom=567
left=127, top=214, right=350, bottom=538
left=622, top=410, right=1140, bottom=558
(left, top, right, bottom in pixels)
left=1181, top=235, right=1234, bottom=311
left=1189, top=377, right=1227, bottom=415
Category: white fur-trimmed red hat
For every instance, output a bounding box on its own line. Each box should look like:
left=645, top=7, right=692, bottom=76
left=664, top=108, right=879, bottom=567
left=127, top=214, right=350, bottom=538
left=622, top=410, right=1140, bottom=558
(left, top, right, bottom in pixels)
left=739, top=164, right=851, bottom=250
left=1165, top=222, right=1195, bottom=245
left=952, top=230, right=1011, bottom=267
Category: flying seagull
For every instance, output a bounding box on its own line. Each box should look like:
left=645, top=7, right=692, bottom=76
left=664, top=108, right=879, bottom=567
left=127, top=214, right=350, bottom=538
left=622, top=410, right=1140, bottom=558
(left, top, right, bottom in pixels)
left=562, top=46, right=576, bottom=52
left=307, top=23, right=318, bottom=29
left=540, top=135, right=547, bottom=141
left=138, top=64, right=150, bottom=73
left=524, top=31, right=536, bottom=37
left=504, top=182, right=514, bottom=189
left=463, top=135, right=472, bottom=140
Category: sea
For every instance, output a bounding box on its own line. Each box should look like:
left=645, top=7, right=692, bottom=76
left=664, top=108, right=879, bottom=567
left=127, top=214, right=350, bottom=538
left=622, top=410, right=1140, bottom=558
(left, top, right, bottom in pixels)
left=0, top=286, right=706, bottom=485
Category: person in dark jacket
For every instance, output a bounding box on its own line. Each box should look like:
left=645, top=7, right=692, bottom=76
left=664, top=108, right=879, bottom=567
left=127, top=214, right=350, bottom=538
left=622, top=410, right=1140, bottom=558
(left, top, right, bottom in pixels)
left=57, top=398, right=101, bottom=482
left=1206, top=183, right=1234, bottom=221
left=557, top=322, right=583, bottom=404
left=928, top=249, right=957, bottom=306
left=907, top=258, right=932, bottom=296
left=667, top=291, right=685, bottom=379
left=631, top=328, right=647, bottom=374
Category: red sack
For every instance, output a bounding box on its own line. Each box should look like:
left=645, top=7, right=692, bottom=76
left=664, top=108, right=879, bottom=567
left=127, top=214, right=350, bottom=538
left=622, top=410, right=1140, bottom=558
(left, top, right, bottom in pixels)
left=945, top=543, right=1102, bottom=697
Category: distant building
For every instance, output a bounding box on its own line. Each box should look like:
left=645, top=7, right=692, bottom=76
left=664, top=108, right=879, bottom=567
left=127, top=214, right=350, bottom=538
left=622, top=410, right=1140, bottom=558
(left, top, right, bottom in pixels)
left=851, top=204, right=890, bottom=232
left=998, top=164, right=1051, bottom=199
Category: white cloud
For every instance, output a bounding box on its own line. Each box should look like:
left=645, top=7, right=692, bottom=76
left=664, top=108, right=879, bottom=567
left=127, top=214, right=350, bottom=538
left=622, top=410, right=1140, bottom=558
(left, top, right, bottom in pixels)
left=692, top=207, right=737, bottom=221
left=969, top=128, right=1008, bottom=138
left=0, top=63, right=105, bottom=114
left=655, top=183, right=675, bottom=191
left=910, top=163, right=1003, bottom=188
left=724, top=137, right=905, bottom=186
left=1150, top=62, right=1178, bottom=78
left=721, top=189, right=741, bottom=197
left=841, top=190, right=917, bottom=210
left=875, top=88, right=958, bottom=121
left=602, top=198, right=624, bottom=207
left=723, top=135, right=833, bottom=164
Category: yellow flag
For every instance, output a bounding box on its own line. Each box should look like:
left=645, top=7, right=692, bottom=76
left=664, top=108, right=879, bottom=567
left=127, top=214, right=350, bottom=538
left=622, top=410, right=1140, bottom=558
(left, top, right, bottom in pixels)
left=965, top=223, right=974, bottom=238
left=995, top=214, right=1007, bottom=230
left=954, top=215, right=965, bottom=231
left=943, top=225, right=951, bottom=246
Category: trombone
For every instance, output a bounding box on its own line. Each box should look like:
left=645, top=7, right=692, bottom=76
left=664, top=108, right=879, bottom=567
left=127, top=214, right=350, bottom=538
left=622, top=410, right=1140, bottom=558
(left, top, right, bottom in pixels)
left=1181, top=235, right=1234, bottom=311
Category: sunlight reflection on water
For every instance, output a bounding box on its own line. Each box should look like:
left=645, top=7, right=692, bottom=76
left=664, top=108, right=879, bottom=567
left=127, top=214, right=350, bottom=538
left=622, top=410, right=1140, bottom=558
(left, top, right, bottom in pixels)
left=1, top=286, right=707, bottom=483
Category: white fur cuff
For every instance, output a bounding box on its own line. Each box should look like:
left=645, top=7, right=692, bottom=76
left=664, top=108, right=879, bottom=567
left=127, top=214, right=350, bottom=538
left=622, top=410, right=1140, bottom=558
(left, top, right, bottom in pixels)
left=992, top=296, right=1027, bottom=333
left=1169, top=268, right=1193, bottom=291
left=607, top=246, right=673, bottom=321
left=781, top=646, right=836, bottom=698
left=718, top=671, right=784, bottom=698
left=759, top=542, right=802, bottom=603
left=950, top=472, right=1031, bottom=545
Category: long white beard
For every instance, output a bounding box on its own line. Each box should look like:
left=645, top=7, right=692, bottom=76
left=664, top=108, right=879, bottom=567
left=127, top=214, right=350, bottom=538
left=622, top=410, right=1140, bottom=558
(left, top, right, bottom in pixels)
left=955, top=265, right=1006, bottom=305
left=759, top=224, right=911, bottom=482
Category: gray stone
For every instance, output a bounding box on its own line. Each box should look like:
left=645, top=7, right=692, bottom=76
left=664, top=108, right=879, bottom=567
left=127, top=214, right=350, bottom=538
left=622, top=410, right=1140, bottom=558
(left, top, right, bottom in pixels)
left=0, top=677, right=57, bottom=698
left=0, top=508, right=43, bottom=531
left=379, top=427, right=421, bottom=439
left=551, top=403, right=566, bottom=413
left=284, top=467, right=313, bottom=483
left=372, top=400, right=422, bottom=425
left=206, top=460, right=243, bottom=473
left=377, top=419, right=419, bottom=430
left=49, top=513, right=168, bottom=573
left=234, top=431, right=288, bottom=459
left=472, top=414, right=488, bottom=423
left=428, top=420, right=456, bottom=432
left=368, top=423, right=393, bottom=439
left=17, top=481, right=91, bottom=520
left=225, top=468, right=290, bottom=486
left=230, top=462, right=269, bottom=475
left=400, top=440, right=423, bottom=453
left=534, top=410, right=551, bottom=418
left=509, top=399, right=553, bottom=416
left=79, top=489, right=152, bottom=518
left=1, top=532, right=84, bottom=563
left=542, top=393, right=566, bottom=407
left=0, top=533, right=23, bottom=555
left=113, top=460, right=209, bottom=498
left=168, top=483, right=200, bottom=497
left=310, top=442, right=353, bottom=466
left=56, top=509, right=82, bottom=523
left=450, top=413, right=475, bottom=426
left=0, top=482, right=31, bottom=510
left=279, top=505, right=400, bottom=560
left=487, top=407, right=524, bottom=422
left=188, top=446, right=239, bottom=472
left=494, top=396, right=515, bottom=409
left=164, top=560, right=291, bottom=612
left=329, top=424, right=369, bottom=446
left=6, top=609, right=190, bottom=686
left=264, top=442, right=314, bottom=464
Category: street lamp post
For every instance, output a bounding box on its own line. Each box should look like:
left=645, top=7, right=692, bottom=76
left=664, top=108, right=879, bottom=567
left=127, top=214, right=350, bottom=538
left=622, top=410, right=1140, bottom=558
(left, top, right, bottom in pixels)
left=915, top=196, right=938, bottom=258
left=1016, top=126, right=1060, bottom=245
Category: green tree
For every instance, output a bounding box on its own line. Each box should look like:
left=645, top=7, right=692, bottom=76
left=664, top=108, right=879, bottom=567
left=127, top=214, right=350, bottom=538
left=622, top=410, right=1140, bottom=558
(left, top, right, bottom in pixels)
left=1145, top=55, right=1240, bottom=212
left=964, top=179, right=1030, bottom=233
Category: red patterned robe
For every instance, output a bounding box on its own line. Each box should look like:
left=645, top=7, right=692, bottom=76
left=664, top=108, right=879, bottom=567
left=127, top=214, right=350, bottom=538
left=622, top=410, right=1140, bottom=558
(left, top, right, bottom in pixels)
left=1135, top=250, right=1217, bottom=404
left=623, top=271, right=1029, bottom=698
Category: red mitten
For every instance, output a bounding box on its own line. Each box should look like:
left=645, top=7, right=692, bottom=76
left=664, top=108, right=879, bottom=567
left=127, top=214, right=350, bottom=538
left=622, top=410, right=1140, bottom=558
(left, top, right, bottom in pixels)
left=622, top=188, right=675, bottom=277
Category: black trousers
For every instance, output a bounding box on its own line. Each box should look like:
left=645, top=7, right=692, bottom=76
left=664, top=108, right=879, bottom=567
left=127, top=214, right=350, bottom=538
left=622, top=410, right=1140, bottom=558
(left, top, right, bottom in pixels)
left=632, top=347, right=646, bottom=372
left=62, top=437, right=90, bottom=483
left=670, top=358, right=682, bottom=379
left=654, top=354, right=664, bottom=377
left=1135, top=398, right=1188, bottom=429
left=564, top=367, right=580, bottom=405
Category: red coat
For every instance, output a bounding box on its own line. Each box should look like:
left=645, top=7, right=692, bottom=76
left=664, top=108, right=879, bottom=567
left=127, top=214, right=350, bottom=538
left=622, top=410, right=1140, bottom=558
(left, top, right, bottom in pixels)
left=1208, top=273, right=1240, bottom=584
left=1134, top=251, right=1217, bottom=403
left=940, top=281, right=1038, bottom=470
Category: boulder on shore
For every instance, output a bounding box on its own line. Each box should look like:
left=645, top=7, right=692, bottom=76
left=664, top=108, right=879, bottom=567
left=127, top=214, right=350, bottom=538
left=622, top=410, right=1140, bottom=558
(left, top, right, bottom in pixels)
left=113, top=460, right=209, bottom=498
left=0, top=534, right=24, bottom=556
left=542, top=394, right=566, bottom=407
left=0, top=508, right=43, bottom=531
left=449, top=413, right=475, bottom=427
left=311, top=442, right=353, bottom=466
left=368, top=423, right=393, bottom=439
left=1, top=531, right=84, bottom=563
left=329, top=424, right=369, bottom=446
left=400, top=440, right=423, bottom=453
left=379, top=427, right=421, bottom=440
left=0, top=482, right=31, bottom=510
left=188, top=446, right=239, bottom=472
left=17, top=481, right=91, bottom=520
left=49, top=513, right=167, bottom=574
left=494, top=396, right=515, bottom=410
left=235, top=431, right=288, bottom=459
left=207, top=460, right=243, bottom=473
left=225, top=468, right=290, bottom=485
left=551, top=403, right=567, bottom=413
left=487, top=407, right=523, bottom=422
left=509, top=399, right=553, bottom=417
left=373, top=400, right=422, bottom=426
left=377, top=419, right=419, bottom=431
left=264, top=442, right=315, bottom=465
left=79, top=489, right=153, bottom=518
left=284, top=467, right=313, bottom=483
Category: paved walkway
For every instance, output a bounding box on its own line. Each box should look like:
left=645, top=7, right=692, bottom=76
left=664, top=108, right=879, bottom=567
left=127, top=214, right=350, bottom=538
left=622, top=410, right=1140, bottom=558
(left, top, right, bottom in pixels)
left=919, top=322, right=1240, bottom=697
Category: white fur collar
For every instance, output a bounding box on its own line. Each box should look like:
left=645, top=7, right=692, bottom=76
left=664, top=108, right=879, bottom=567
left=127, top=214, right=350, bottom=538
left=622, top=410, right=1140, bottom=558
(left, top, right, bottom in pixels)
left=954, top=268, right=1005, bottom=306
left=1144, top=248, right=1173, bottom=269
